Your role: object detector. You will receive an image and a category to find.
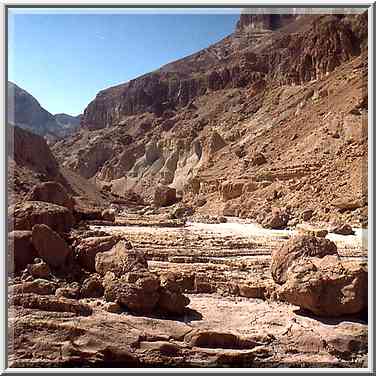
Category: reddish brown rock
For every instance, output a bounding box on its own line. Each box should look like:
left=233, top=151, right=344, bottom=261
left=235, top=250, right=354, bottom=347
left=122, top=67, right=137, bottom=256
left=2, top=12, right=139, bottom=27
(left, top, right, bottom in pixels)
left=153, top=185, right=178, bottom=207
left=31, top=224, right=72, bottom=268
left=8, top=230, right=37, bottom=274
left=9, top=201, right=74, bottom=233
left=80, top=275, right=104, bottom=298
left=26, top=181, right=74, bottom=210
left=101, top=209, right=116, bottom=222
left=76, top=235, right=120, bottom=272
left=11, top=293, right=92, bottom=316
left=55, top=287, right=81, bottom=300
left=95, top=240, right=147, bottom=277
left=9, top=279, right=57, bottom=296
left=220, top=181, right=244, bottom=202
left=262, top=207, right=289, bottom=230
left=27, top=258, right=51, bottom=279
left=251, top=153, right=267, bottom=166
left=331, top=223, right=355, bottom=235
left=158, top=288, right=190, bottom=315
left=104, top=272, right=160, bottom=315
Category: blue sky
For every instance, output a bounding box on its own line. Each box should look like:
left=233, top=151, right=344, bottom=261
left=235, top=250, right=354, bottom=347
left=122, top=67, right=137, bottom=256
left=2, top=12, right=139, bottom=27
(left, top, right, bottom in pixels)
left=8, top=9, right=240, bottom=116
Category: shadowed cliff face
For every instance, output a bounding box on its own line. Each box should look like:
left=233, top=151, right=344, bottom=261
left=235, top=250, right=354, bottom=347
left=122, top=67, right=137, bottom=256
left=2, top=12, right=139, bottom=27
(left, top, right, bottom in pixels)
left=53, top=12, right=368, bottom=225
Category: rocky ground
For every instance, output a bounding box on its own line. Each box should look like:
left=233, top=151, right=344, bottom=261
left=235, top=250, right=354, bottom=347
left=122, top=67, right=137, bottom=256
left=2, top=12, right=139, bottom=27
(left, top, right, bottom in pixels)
left=7, top=184, right=368, bottom=367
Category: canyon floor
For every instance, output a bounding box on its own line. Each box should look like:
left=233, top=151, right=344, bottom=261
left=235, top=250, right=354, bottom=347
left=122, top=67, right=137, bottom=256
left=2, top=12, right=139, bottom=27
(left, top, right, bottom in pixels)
left=8, top=211, right=368, bottom=368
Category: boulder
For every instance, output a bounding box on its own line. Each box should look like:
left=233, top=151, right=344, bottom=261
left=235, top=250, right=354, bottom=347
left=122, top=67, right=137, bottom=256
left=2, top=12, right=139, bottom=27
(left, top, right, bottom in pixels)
left=262, top=207, right=289, bottom=229
left=31, top=224, right=72, bottom=268
left=331, top=223, right=355, bottom=235
left=104, top=272, right=160, bottom=314
left=95, top=240, right=147, bottom=277
left=277, top=259, right=368, bottom=317
left=271, top=235, right=338, bottom=285
left=80, top=275, right=104, bottom=298
left=8, top=230, right=37, bottom=274
left=76, top=235, right=120, bottom=272
left=153, top=185, right=177, bottom=207
left=102, top=209, right=116, bottom=222
left=26, top=181, right=74, bottom=211
left=9, top=201, right=74, bottom=233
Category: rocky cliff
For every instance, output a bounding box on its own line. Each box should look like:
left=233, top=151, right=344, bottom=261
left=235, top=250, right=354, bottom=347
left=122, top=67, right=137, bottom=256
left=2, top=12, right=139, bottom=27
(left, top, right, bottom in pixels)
left=53, top=12, right=368, bottom=225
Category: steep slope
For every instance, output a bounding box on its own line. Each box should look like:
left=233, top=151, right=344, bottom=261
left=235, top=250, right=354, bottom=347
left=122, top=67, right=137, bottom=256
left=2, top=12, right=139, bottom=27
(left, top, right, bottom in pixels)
left=52, top=12, right=368, bottom=225
left=7, top=82, right=79, bottom=140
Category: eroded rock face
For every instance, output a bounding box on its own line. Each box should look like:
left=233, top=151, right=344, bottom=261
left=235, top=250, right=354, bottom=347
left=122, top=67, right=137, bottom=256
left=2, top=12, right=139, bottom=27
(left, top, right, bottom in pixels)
left=95, top=240, right=146, bottom=277
left=8, top=230, right=37, bottom=275
left=26, top=181, right=74, bottom=210
left=271, top=235, right=338, bottom=285
left=31, top=224, right=72, bottom=268
left=153, top=185, right=178, bottom=207
left=9, top=201, right=74, bottom=233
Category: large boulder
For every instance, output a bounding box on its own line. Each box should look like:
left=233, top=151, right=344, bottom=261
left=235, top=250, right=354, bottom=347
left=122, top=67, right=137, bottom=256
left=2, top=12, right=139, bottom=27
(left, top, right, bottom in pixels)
left=8, top=230, right=37, bottom=274
left=153, top=185, right=177, bottom=207
left=271, top=235, right=338, bottom=285
left=76, top=235, right=120, bottom=272
left=31, top=224, right=72, bottom=268
left=9, top=201, right=74, bottom=233
left=277, top=258, right=368, bottom=317
left=26, top=181, right=74, bottom=211
left=95, top=240, right=147, bottom=277
left=103, top=271, right=160, bottom=314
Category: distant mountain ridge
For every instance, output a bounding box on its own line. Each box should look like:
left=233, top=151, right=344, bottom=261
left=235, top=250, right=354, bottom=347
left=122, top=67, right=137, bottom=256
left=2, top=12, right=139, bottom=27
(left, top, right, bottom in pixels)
left=7, top=81, right=80, bottom=140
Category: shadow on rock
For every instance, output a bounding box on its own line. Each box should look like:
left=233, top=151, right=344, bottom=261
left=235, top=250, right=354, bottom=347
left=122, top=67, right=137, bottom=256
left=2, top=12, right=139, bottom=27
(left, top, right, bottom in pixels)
left=293, top=308, right=368, bottom=325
